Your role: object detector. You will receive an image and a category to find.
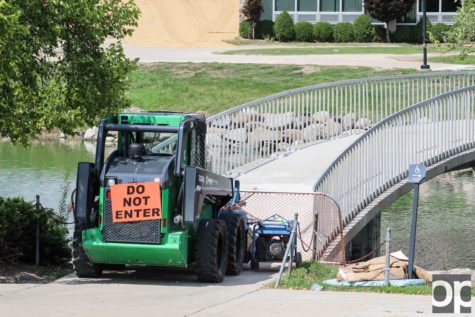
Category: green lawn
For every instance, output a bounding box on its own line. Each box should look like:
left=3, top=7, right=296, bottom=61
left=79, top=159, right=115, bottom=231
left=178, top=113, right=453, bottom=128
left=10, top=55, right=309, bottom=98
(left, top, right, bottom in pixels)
left=128, top=63, right=414, bottom=114
left=272, top=262, right=475, bottom=296
left=431, top=54, right=475, bottom=65
left=218, top=45, right=428, bottom=56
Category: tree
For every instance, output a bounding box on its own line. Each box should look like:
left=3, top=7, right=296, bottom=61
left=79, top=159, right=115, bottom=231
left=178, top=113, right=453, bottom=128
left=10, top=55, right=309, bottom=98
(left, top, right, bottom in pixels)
left=0, top=0, right=140, bottom=144
left=364, top=0, right=415, bottom=42
left=241, top=0, right=264, bottom=39
left=446, top=0, right=475, bottom=58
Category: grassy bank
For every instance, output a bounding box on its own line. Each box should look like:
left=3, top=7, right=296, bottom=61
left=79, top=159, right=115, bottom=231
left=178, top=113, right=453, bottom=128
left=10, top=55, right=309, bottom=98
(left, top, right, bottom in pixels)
left=128, top=63, right=414, bottom=113
left=272, top=262, right=475, bottom=295
left=431, top=55, right=475, bottom=65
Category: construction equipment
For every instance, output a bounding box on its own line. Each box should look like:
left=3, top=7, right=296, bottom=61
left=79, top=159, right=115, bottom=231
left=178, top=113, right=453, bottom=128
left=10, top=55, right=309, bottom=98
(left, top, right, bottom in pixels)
left=249, top=214, right=302, bottom=270
left=72, top=112, right=249, bottom=282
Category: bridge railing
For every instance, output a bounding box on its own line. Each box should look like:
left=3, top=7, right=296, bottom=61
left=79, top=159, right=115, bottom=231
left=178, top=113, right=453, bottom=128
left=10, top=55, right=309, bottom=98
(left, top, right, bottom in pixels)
left=313, top=87, right=475, bottom=225
left=206, top=72, right=475, bottom=176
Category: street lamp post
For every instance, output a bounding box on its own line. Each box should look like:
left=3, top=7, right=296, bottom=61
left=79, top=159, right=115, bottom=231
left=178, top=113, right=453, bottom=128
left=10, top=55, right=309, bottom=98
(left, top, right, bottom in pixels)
left=421, top=0, right=431, bottom=69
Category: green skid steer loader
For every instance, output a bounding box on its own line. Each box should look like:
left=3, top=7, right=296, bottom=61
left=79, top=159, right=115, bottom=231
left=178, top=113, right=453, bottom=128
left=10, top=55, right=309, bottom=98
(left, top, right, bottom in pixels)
left=73, top=112, right=248, bottom=282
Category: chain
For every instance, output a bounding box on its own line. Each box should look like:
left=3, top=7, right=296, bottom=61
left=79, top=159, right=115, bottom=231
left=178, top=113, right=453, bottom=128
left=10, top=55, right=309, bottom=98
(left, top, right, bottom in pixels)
left=345, top=240, right=387, bottom=265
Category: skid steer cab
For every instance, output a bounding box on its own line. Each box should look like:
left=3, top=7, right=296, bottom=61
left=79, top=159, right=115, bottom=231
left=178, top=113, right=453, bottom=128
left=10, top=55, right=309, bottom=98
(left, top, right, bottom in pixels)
left=73, top=112, right=250, bottom=282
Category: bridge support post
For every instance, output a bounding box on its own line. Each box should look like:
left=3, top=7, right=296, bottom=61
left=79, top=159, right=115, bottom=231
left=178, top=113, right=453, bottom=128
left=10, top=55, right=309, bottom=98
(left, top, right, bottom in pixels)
left=348, top=212, right=381, bottom=260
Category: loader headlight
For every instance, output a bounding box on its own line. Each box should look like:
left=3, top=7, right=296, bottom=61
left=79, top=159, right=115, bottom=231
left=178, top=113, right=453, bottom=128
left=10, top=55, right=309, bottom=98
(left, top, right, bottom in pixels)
left=107, top=178, right=116, bottom=187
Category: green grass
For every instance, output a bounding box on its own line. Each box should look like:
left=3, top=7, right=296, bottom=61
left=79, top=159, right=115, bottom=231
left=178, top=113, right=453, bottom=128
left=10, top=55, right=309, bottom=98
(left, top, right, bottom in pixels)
left=219, top=45, right=428, bottom=56
left=431, top=54, right=475, bottom=65
left=128, top=63, right=414, bottom=114
left=271, top=262, right=475, bottom=295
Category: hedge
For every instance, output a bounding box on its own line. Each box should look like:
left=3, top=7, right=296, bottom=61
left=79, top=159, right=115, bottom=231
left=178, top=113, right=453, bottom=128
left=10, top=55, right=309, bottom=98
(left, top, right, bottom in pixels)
left=334, top=22, right=354, bottom=42
left=313, top=22, right=334, bottom=42
left=295, top=21, right=314, bottom=42
left=257, top=20, right=275, bottom=39
left=0, top=197, right=70, bottom=265
left=431, top=23, right=451, bottom=43
left=274, top=11, right=295, bottom=42
left=353, top=15, right=376, bottom=42
left=239, top=20, right=252, bottom=39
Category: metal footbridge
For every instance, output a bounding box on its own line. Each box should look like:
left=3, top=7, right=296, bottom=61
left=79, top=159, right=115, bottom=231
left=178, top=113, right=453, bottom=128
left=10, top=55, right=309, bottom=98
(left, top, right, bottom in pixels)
left=204, top=72, right=475, bottom=261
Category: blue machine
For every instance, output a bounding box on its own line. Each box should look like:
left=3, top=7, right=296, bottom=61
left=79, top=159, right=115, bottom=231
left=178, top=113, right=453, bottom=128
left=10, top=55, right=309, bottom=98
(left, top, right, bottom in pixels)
left=250, top=214, right=302, bottom=270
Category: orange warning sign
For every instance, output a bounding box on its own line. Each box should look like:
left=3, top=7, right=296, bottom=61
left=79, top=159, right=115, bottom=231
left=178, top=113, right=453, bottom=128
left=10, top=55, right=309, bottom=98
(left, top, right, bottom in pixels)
left=110, top=181, right=162, bottom=223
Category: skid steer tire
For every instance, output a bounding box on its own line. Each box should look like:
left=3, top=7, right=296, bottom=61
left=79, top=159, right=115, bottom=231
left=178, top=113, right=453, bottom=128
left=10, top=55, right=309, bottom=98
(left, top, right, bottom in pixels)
left=72, top=223, right=103, bottom=278
left=221, top=213, right=246, bottom=275
left=194, top=219, right=228, bottom=283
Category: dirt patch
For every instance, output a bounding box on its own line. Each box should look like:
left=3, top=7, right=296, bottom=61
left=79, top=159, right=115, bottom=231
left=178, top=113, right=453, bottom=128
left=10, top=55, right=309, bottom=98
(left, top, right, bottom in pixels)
left=207, top=69, right=234, bottom=78
left=0, top=264, right=72, bottom=284
left=291, top=65, right=321, bottom=75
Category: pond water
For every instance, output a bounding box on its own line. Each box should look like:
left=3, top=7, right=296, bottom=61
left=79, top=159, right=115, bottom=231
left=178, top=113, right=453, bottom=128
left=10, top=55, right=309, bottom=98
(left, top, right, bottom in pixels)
left=0, top=141, right=473, bottom=270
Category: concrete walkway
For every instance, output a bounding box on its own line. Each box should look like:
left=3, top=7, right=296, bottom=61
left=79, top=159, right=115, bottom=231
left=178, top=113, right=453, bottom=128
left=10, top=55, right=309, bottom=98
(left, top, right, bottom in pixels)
left=122, top=42, right=475, bottom=71
left=238, top=135, right=360, bottom=192
left=0, top=268, right=452, bottom=317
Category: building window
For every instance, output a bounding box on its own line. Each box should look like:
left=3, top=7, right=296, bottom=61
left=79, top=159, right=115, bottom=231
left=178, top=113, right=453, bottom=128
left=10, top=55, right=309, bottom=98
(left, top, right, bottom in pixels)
left=441, top=0, right=460, bottom=12
left=298, top=0, right=317, bottom=11
left=419, top=0, right=440, bottom=12
left=320, top=0, right=340, bottom=12
left=276, top=0, right=294, bottom=11
left=397, top=3, right=417, bottom=22
left=343, top=0, right=362, bottom=12
left=262, top=0, right=273, bottom=19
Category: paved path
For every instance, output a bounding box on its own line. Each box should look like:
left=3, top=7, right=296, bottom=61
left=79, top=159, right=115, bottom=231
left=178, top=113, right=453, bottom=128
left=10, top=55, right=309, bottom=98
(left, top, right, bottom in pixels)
left=122, top=42, right=475, bottom=71
left=0, top=268, right=462, bottom=317
left=238, top=135, right=359, bottom=192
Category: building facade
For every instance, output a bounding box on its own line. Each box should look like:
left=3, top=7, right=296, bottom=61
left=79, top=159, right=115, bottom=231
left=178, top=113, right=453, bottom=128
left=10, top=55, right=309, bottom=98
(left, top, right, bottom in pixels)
left=260, top=0, right=460, bottom=25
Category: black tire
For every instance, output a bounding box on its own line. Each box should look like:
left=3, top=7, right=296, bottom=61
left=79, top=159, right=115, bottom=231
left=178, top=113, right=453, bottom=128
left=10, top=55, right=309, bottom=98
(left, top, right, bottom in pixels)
left=194, top=219, right=228, bottom=283
left=72, top=223, right=103, bottom=278
left=221, top=214, right=246, bottom=275
left=250, top=259, right=259, bottom=271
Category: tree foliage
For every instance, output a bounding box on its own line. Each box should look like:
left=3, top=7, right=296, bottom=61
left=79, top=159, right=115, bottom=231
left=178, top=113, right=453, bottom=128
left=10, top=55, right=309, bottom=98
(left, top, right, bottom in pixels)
left=0, top=0, right=140, bottom=144
left=241, top=0, right=264, bottom=39
left=446, top=0, right=475, bottom=58
left=364, top=0, right=415, bottom=42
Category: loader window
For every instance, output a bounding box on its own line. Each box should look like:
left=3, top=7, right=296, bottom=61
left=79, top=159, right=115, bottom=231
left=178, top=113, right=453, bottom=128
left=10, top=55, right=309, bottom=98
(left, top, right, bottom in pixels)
left=126, top=131, right=178, bottom=155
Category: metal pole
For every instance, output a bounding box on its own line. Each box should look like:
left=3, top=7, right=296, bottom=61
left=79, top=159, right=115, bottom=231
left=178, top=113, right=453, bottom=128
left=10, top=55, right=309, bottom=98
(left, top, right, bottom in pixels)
left=408, top=184, right=420, bottom=279
left=421, top=0, right=430, bottom=69
left=275, top=213, right=298, bottom=287
left=384, top=227, right=391, bottom=285
left=35, top=195, right=40, bottom=269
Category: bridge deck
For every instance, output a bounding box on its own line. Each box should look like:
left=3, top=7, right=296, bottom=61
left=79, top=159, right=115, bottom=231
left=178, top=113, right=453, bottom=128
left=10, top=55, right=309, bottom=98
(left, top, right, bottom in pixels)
left=238, top=135, right=360, bottom=192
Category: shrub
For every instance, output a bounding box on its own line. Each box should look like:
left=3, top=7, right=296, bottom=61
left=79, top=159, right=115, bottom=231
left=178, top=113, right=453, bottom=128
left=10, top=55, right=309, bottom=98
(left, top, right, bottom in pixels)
left=274, top=11, right=295, bottom=42
left=294, top=21, right=314, bottom=42
left=431, top=23, right=451, bottom=42
left=0, top=197, right=70, bottom=265
left=353, top=15, right=376, bottom=42
left=391, top=19, right=432, bottom=43
left=313, top=22, right=334, bottom=42
left=333, top=22, right=354, bottom=42
left=239, top=20, right=252, bottom=39
left=256, top=20, right=275, bottom=39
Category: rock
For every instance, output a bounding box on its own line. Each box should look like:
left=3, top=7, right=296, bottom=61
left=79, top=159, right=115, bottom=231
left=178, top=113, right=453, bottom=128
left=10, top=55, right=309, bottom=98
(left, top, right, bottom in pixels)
left=282, top=129, right=304, bottom=143
left=262, top=112, right=294, bottom=129
left=207, top=126, right=227, bottom=135
left=105, top=136, right=116, bottom=144
left=244, top=121, right=263, bottom=132
left=83, top=127, right=98, bottom=140
left=323, top=120, right=342, bottom=138
left=293, top=114, right=312, bottom=129
left=420, top=117, right=431, bottom=124
left=312, top=111, right=331, bottom=123
left=122, top=106, right=143, bottom=113
left=303, top=123, right=325, bottom=141
left=59, top=132, right=67, bottom=139
left=341, top=113, right=357, bottom=130
left=248, top=127, right=282, bottom=143
left=210, top=115, right=231, bottom=128
left=233, top=109, right=261, bottom=126
left=276, top=142, right=291, bottom=152
left=206, top=134, right=222, bottom=147
left=354, top=118, right=372, bottom=129
left=223, top=128, right=247, bottom=143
